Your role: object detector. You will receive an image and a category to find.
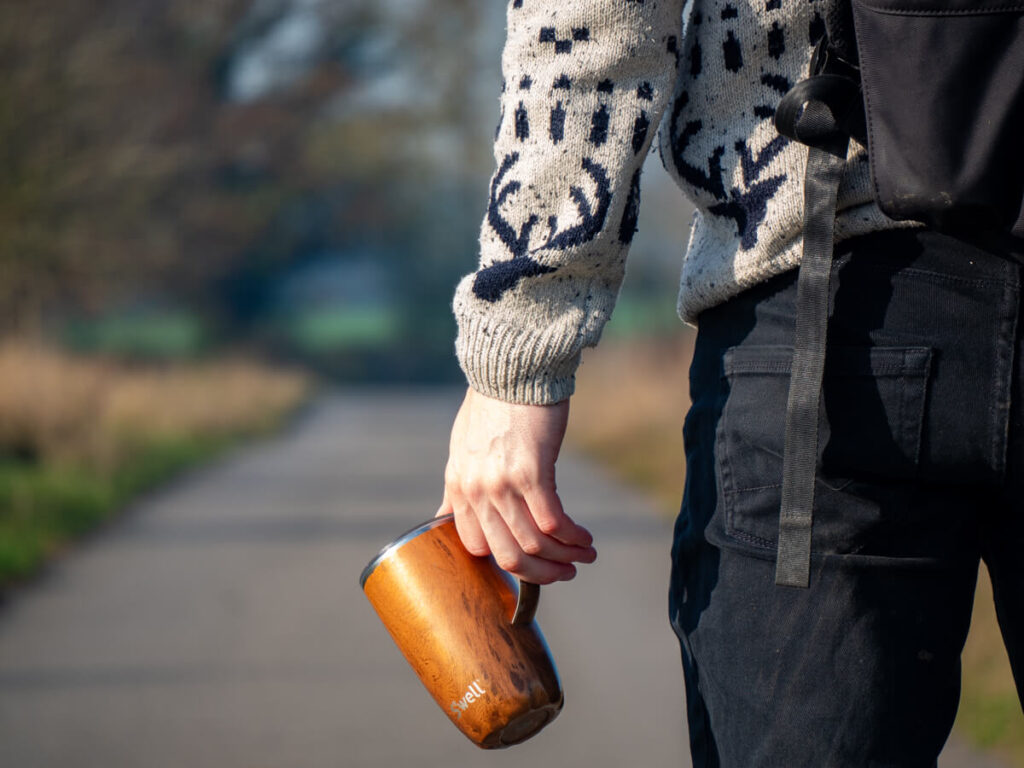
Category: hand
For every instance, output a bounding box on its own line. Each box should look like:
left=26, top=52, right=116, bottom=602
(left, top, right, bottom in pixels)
left=438, top=387, right=597, bottom=584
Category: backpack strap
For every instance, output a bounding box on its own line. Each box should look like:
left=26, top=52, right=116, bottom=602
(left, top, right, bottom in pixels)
left=772, top=44, right=861, bottom=588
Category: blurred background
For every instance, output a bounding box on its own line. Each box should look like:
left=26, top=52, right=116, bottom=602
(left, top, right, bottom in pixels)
left=0, top=1, right=1018, bottom=766
left=0, top=0, right=692, bottom=585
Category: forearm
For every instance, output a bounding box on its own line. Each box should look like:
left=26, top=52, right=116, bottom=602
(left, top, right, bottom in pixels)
left=454, top=0, right=684, bottom=405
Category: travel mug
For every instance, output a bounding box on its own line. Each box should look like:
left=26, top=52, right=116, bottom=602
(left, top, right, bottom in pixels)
left=360, top=513, right=563, bottom=748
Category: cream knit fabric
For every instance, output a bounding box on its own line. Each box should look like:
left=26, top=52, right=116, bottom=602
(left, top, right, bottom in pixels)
left=453, top=0, right=907, bottom=405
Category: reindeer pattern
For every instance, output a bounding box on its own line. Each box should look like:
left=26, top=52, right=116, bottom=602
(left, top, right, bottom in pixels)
left=471, top=1, right=682, bottom=304
left=471, top=0, right=840, bottom=308
left=454, top=0, right=889, bottom=402
left=658, top=0, right=834, bottom=252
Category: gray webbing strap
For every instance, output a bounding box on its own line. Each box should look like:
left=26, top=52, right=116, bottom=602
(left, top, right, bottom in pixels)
left=772, top=47, right=862, bottom=587
left=776, top=136, right=848, bottom=586
left=772, top=89, right=854, bottom=587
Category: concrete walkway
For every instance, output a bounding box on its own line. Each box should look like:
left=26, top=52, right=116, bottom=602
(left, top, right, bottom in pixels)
left=0, top=391, right=1005, bottom=767
left=0, top=391, right=687, bottom=767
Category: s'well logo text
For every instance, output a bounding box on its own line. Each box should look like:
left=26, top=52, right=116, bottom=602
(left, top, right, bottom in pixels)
left=449, top=680, right=487, bottom=719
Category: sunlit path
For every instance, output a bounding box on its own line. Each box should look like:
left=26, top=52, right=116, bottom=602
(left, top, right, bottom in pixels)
left=0, top=391, right=687, bottom=767
left=0, top=392, right=1003, bottom=767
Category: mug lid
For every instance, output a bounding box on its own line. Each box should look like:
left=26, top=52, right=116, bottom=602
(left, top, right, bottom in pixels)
left=359, top=513, right=454, bottom=589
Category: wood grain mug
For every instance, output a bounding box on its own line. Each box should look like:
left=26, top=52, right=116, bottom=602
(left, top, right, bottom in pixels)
left=360, top=513, right=563, bottom=748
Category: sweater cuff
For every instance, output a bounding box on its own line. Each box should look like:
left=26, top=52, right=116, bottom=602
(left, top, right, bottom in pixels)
left=454, top=313, right=582, bottom=405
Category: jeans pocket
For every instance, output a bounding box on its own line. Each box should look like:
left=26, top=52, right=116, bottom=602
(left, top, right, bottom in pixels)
left=715, top=344, right=932, bottom=554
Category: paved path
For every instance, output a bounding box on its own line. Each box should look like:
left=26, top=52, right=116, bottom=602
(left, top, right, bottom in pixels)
left=0, top=391, right=687, bottom=767
left=0, top=391, right=1005, bottom=767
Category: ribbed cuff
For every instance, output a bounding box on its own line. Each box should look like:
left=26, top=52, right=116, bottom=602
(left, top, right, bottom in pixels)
left=454, top=313, right=582, bottom=405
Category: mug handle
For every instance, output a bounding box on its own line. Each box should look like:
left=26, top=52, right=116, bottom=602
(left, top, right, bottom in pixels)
left=511, top=580, right=540, bottom=626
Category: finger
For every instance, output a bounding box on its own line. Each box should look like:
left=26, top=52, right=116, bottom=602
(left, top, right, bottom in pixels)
left=454, top=503, right=490, bottom=556
left=450, top=496, right=491, bottom=556
left=477, top=504, right=577, bottom=584
left=523, top=486, right=594, bottom=548
left=498, top=494, right=596, bottom=565
left=436, top=489, right=453, bottom=518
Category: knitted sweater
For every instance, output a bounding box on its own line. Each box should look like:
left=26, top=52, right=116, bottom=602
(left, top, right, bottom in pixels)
left=453, top=0, right=904, bottom=405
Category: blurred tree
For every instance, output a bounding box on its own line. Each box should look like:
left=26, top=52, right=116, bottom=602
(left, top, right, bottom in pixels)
left=0, top=0, right=504, bottom=379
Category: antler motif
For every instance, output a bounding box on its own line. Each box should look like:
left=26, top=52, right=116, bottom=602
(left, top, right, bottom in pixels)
left=487, top=153, right=538, bottom=258
left=668, top=91, right=727, bottom=201
left=538, top=158, right=611, bottom=252
left=474, top=154, right=613, bottom=304
left=668, top=87, right=792, bottom=250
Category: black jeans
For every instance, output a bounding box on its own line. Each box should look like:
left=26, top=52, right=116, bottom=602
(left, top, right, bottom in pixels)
left=669, top=229, right=1024, bottom=767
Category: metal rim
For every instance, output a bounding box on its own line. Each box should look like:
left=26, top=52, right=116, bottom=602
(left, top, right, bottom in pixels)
left=359, top=513, right=454, bottom=589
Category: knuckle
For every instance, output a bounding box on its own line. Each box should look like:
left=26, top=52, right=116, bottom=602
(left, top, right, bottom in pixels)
left=462, top=476, right=485, bottom=500
left=443, top=463, right=458, bottom=486
left=521, top=537, right=544, bottom=556
left=510, top=462, right=536, bottom=490
left=495, top=551, right=524, bottom=573
left=482, top=470, right=510, bottom=496
left=536, top=515, right=563, bottom=535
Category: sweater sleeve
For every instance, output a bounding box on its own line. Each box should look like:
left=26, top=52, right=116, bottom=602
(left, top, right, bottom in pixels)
left=453, top=0, right=684, bottom=405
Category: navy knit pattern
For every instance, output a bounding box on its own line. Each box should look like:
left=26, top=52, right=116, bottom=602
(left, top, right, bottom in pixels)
left=453, top=0, right=901, bottom=405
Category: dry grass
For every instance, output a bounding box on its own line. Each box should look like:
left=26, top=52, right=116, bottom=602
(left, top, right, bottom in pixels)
left=568, top=333, right=694, bottom=514
left=0, top=340, right=310, bottom=471
left=0, top=340, right=311, bottom=584
left=960, top=563, right=1024, bottom=766
left=568, top=336, right=1023, bottom=767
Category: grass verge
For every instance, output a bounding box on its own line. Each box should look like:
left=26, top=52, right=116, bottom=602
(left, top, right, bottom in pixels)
left=0, top=341, right=310, bottom=588
left=568, top=336, right=1023, bottom=767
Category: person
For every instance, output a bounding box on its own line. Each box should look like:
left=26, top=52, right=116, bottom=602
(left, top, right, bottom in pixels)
left=437, top=1, right=1024, bottom=765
